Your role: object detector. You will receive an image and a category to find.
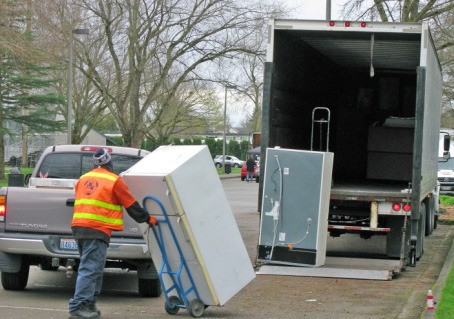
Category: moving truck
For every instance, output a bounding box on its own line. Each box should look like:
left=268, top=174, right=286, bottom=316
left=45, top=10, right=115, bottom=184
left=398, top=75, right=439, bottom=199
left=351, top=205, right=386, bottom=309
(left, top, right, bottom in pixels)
left=259, top=19, right=442, bottom=266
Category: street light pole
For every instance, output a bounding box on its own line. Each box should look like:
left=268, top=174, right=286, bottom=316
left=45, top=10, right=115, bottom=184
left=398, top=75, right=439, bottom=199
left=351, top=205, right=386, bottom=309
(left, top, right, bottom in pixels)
left=67, top=28, right=89, bottom=144
left=222, top=84, right=237, bottom=171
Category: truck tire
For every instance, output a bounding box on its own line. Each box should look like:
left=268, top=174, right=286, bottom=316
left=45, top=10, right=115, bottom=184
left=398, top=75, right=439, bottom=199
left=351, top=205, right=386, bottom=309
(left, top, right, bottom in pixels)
left=138, top=277, right=162, bottom=298
left=424, top=197, right=435, bottom=236
left=1, top=257, right=30, bottom=290
left=417, top=204, right=426, bottom=260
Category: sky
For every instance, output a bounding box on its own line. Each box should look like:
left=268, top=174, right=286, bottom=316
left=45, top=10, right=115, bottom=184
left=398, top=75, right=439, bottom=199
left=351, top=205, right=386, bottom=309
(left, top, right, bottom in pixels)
left=229, top=0, right=346, bottom=127
left=284, top=0, right=345, bottom=20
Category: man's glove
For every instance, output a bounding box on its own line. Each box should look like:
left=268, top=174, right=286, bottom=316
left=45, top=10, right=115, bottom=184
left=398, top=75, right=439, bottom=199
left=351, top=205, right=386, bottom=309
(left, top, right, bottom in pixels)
left=147, top=216, right=158, bottom=227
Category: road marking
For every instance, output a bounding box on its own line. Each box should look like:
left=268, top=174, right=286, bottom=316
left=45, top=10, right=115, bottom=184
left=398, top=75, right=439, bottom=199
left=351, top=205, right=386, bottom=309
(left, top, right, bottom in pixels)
left=0, top=305, right=67, bottom=312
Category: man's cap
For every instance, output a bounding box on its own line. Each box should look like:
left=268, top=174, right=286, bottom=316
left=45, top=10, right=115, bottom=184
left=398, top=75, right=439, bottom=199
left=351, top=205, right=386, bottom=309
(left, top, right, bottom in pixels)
left=93, top=148, right=112, bottom=167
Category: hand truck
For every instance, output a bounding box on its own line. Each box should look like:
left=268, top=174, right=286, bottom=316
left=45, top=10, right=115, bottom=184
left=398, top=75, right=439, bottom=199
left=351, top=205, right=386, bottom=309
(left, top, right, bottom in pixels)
left=142, top=195, right=206, bottom=318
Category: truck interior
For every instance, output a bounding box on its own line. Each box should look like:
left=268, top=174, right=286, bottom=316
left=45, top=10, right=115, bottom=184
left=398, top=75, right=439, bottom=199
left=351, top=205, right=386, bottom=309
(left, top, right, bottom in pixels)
left=268, top=29, right=423, bottom=191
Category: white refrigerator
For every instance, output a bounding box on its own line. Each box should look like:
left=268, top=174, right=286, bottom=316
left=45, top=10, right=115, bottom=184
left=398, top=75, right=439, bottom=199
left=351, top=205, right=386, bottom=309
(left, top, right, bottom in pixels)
left=122, top=145, right=255, bottom=307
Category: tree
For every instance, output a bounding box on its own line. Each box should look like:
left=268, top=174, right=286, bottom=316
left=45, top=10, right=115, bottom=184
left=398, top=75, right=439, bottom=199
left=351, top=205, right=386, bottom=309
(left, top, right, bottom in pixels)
left=0, top=0, right=65, bottom=178
left=33, top=0, right=110, bottom=144
left=205, top=137, right=217, bottom=158
left=75, top=0, right=274, bottom=147
left=340, top=0, right=454, bottom=22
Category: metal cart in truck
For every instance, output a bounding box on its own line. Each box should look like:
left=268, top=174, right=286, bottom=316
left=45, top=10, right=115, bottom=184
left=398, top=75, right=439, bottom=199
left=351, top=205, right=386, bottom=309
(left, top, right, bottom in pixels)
left=258, top=19, right=442, bottom=267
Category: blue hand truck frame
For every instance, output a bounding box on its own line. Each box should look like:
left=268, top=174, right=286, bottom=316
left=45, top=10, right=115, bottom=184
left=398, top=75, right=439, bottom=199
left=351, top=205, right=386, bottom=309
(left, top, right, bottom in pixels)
left=142, top=195, right=206, bottom=318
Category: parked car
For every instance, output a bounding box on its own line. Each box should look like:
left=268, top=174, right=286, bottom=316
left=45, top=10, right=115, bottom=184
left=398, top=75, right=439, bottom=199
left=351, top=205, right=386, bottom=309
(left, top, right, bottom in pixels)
left=213, top=155, right=244, bottom=168
left=241, top=162, right=260, bottom=182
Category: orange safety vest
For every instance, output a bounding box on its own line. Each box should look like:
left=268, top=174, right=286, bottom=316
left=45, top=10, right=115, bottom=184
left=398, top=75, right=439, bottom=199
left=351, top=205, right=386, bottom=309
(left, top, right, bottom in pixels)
left=71, top=168, right=124, bottom=236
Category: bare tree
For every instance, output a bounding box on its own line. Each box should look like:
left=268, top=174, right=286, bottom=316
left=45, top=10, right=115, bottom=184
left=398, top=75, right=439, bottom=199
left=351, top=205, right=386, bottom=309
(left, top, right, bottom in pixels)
left=340, top=0, right=454, bottom=22
left=71, top=0, right=270, bottom=147
left=33, top=0, right=110, bottom=144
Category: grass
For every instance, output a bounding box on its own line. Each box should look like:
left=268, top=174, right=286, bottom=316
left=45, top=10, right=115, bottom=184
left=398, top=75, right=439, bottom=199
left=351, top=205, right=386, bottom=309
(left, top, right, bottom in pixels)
left=435, top=194, right=454, bottom=318
left=215, top=167, right=241, bottom=175
left=435, top=266, right=454, bottom=318
left=0, top=167, right=34, bottom=187
left=440, top=195, right=454, bottom=205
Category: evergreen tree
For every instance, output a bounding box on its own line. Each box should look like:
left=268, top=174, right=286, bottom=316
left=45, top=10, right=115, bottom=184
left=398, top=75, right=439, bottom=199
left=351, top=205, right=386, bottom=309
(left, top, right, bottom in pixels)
left=0, top=0, right=65, bottom=178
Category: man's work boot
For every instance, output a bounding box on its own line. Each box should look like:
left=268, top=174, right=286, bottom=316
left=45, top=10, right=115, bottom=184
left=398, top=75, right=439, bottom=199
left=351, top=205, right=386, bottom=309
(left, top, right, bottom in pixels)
left=87, top=301, right=101, bottom=315
left=69, top=302, right=100, bottom=319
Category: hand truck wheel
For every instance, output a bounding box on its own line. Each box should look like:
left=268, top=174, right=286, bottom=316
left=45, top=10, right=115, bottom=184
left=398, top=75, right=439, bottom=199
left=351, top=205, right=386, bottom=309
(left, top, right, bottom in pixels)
left=188, top=298, right=205, bottom=318
left=165, top=296, right=181, bottom=315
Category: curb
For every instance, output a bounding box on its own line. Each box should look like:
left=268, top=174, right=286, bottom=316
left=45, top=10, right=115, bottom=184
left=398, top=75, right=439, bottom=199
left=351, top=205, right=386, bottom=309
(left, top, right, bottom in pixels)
left=421, top=226, right=454, bottom=318
left=219, top=174, right=241, bottom=179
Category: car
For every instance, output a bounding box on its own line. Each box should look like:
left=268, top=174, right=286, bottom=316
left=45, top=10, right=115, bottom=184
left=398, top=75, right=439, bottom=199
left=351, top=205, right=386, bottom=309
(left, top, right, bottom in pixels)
left=241, top=162, right=260, bottom=182
left=213, top=155, right=244, bottom=168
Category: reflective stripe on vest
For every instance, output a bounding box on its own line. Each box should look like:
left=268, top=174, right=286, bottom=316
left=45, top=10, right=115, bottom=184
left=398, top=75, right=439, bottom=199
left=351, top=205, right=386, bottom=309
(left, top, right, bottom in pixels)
left=72, top=168, right=124, bottom=233
left=74, top=198, right=122, bottom=212
left=73, top=212, right=123, bottom=225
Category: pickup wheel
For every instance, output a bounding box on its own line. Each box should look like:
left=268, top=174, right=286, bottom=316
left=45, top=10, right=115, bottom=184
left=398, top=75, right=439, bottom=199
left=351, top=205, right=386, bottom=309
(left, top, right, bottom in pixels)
left=138, top=277, right=162, bottom=298
left=1, top=257, right=30, bottom=290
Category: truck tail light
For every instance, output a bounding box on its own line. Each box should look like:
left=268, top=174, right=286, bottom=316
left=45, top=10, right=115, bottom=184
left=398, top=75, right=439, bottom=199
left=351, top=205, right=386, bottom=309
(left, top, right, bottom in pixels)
left=392, top=203, right=401, bottom=211
left=0, top=195, right=6, bottom=221
left=403, top=203, right=411, bottom=212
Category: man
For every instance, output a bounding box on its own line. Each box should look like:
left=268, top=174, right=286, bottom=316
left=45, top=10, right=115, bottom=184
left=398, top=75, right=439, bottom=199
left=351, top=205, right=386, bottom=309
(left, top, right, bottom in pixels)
left=68, top=148, right=157, bottom=319
left=245, top=155, right=256, bottom=182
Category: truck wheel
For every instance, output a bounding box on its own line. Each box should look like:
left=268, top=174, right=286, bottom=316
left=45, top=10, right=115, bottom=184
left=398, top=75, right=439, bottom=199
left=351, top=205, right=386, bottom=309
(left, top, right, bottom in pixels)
left=424, top=197, right=435, bottom=236
left=138, top=277, right=162, bottom=298
left=1, top=257, right=30, bottom=290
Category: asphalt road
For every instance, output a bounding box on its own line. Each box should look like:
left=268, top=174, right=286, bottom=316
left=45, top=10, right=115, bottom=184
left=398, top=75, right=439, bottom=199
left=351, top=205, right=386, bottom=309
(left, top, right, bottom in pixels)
left=0, top=177, right=452, bottom=319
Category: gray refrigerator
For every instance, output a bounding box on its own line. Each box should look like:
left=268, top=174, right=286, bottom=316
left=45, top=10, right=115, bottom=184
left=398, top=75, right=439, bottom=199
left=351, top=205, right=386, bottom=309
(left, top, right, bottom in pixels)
left=122, top=145, right=255, bottom=309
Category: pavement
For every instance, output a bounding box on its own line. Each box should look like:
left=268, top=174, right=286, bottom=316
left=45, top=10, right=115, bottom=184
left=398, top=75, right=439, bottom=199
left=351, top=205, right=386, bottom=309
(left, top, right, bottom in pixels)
left=422, top=227, right=454, bottom=318
left=221, top=172, right=453, bottom=317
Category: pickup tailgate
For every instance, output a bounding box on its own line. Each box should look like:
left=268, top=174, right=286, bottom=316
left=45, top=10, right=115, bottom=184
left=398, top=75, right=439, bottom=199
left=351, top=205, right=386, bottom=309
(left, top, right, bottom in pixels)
left=3, top=186, right=144, bottom=238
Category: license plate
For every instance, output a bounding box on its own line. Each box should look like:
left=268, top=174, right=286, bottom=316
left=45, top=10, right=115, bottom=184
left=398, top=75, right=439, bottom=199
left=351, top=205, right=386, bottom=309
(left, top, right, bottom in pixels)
left=60, top=238, right=78, bottom=250
left=441, top=186, right=452, bottom=191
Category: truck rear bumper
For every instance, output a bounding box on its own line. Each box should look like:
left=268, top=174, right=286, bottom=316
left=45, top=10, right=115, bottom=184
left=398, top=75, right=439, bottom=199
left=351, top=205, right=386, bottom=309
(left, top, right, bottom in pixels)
left=0, top=233, right=151, bottom=260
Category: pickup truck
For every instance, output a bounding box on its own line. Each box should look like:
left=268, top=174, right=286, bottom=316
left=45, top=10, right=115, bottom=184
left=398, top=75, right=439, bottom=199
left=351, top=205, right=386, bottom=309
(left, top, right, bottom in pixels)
left=0, top=144, right=161, bottom=297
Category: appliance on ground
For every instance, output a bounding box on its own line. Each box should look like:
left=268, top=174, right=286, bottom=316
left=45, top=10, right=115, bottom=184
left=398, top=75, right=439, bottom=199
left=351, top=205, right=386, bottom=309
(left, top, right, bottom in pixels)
left=122, top=145, right=255, bottom=317
left=258, top=147, right=333, bottom=267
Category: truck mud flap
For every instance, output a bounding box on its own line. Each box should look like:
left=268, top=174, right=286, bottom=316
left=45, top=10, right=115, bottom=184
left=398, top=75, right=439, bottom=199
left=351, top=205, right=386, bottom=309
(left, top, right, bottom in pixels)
left=0, top=252, right=22, bottom=273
